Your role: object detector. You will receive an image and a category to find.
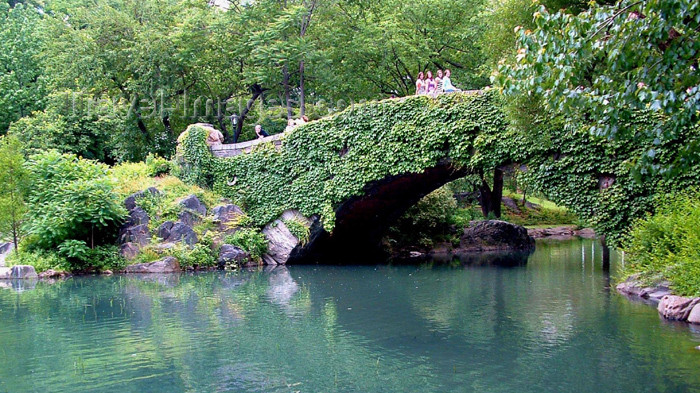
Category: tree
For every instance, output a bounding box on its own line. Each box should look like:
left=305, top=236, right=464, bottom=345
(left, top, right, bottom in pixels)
left=0, top=136, right=29, bottom=249
left=493, top=0, right=700, bottom=173
left=0, top=2, right=46, bottom=134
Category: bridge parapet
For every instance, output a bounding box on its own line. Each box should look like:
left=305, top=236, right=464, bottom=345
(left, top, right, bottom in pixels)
left=211, top=133, right=284, bottom=157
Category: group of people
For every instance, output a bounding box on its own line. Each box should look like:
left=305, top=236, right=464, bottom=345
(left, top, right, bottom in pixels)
left=284, top=115, right=309, bottom=133
left=415, top=69, right=459, bottom=96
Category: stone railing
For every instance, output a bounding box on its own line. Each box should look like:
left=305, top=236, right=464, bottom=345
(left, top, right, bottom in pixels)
left=210, top=133, right=285, bottom=158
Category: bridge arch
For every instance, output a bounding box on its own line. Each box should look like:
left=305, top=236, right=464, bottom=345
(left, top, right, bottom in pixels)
left=176, top=91, right=508, bottom=261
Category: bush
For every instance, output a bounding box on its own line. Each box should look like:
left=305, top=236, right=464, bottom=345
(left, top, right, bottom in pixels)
left=24, top=152, right=127, bottom=250
left=170, top=243, right=217, bottom=268
left=225, top=228, right=268, bottom=262
left=6, top=248, right=68, bottom=273
left=624, top=191, right=700, bottom=296
left=145, top=154, right=172, bottom=177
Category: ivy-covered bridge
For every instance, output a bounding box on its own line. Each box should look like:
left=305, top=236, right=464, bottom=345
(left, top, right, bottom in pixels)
left=176, top=91, right=510, bottom=261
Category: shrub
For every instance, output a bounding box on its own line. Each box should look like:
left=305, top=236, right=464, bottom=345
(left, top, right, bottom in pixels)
left=6, top=249, right=68, bottom=273
left=145, top=154, right=172, bottom=177
left=170, top=243, right=217, bottom=268
left=624, top=191, right=700, bottom=296
left=225, top=228, right=268, bottom=262
left=24, top=151, right=127, bottom=252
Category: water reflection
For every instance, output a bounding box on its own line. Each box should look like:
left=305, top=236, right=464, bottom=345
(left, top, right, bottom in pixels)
left=1, top=240, right=699, bottom=393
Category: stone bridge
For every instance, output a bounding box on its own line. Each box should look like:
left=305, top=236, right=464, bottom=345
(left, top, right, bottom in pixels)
left=176, top=91, right=508, bottom=262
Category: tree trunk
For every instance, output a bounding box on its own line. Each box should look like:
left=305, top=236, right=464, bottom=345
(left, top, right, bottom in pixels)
left=234, top=84, right=265, bottom=143
left=217, top=113, right=229, bottom=140
left=478, top=168, right=504, bottom=218
left=299, top=60, right=306, bottom=117
left=283, top=64, right=292, bottom=119
left=11, top=209, right=18, bottom=251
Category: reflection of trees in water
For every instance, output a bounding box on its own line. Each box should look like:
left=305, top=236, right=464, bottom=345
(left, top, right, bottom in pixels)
left=1, top=242, right=700, bottom=392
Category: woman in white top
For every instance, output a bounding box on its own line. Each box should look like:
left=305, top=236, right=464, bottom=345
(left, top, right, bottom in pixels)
left=442, top=69, right=459, bottom=93
left=415, top=72, right=426, bottom=95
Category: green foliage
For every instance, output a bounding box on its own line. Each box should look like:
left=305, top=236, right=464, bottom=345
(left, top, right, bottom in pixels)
left=6, top=248, right=68, bottom=273
left=225, top=228, right=268, bottom=262
left=624, top=191, right=700, bottom=296
left=493, top=0, right=700, bottom=171
left=177, top=92, right=508, bottom=230
left=283, top=218, right=310, bottom=245
left=145, top=154, right=172, bottom=177
left=388, top=186, right=459, bottom=249
left=170, top=243, right=217, bottom=269
left=8, top=91, right=123, bottom=163
left=23, top=151, right=127, bottom=251
left=0, top=135, right=29, bottom=245
left=0, top=2, right=46, bottom=133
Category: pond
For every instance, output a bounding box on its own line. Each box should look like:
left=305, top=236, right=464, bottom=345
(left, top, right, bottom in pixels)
left=1, top=239, right=699, bottom=393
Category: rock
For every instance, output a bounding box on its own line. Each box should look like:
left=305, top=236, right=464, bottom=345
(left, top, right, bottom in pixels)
left=657, top=295, right=700, bottom=321
left=0, top=267, right=10, bottom=279
left=527, top=226, right=596, bottom=240
left=103, top=270, right=113, bottom=275
left=38, top=269, right=69, bottom=279
left=179, top=194, right=207, bottom=216
left=119, top=224, right=151, bottom=247
left=457, top=220, right=535, bottom=252
left=218, top=244, right=252, bottom=268
left=178, top=210, right=200, bottom=227
left=615, top=275, right=672, bottom=302
left=124, top=187, right=160, bottom=211
left=688, top=303, right=700, bottom=325
left=0, top=242, right=13, bottom=267
left=124, top=257, right=180, bottom=273
left=262, top=210, right=312, bottom=265
left=6, top=265, right=38, bottom=279
left=501, top=197, right=521, bottom=213
left=206, top=127, right=225, bottom=146
left=524, top=201, right=541, bottom=210
left=119, top=242, right=141, bottom=260
left=125, top=207, right=150, bottom=227
left=162, top=222, right=198, bottom=245
left=157, top=221, right=175, bottom=239
left=212, top=204, right=244, bottom=224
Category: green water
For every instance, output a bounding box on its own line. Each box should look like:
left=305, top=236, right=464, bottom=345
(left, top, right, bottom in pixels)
left=1, top=239, right=699, bottom=393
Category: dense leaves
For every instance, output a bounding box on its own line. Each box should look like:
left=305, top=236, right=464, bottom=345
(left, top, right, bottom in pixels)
left=494, top=0, right=700, bottom=171
left=24, top=151, right=127, bottom=253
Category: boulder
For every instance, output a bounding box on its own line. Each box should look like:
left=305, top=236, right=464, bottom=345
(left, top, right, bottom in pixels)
left=157, top=221, right=175, bottom=239
left=179, top=194, right=207, bottom=216
left=38, top=269, right=69, bottom=279
left=206, top=127, right=225, bottom=146
left=657, top=295, right=700, bottom=321
left=501, top=197, right=521, bottom=213
left=119, top=224, right=151, bottom=247
left=124, top=187, right=160, bottom=211
left=0, top=267, right=10, bottom=279
left=162, top=222, right=198, bottom=245
left=457, top=220, right=535, bottom=252
left=218, top=244, right=252, bottom=268
left=212, top=204, right=244, bottom=224
left=688, top=303, right=700, bottom=325
left=119, top=242, right=141, bottom=260
left=124, top=256, right=180, bottom=273
left=262, top=210, right=312, bottom=265
left=178, top=210, right=200, bottom=227
left=0, top=242, right=13, bottom=267
left=615, top=275, right=672, bottom=302
left=6, top=265, right=38, bottom=280
left=125, top=207, right=150, bottom=227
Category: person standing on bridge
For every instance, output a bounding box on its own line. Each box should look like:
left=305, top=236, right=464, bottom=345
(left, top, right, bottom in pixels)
left=255, top=124, right=269, bottom=139
left=415, top=72, right=426, bottom=95
left=435, top=70, right=444, bottom=96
